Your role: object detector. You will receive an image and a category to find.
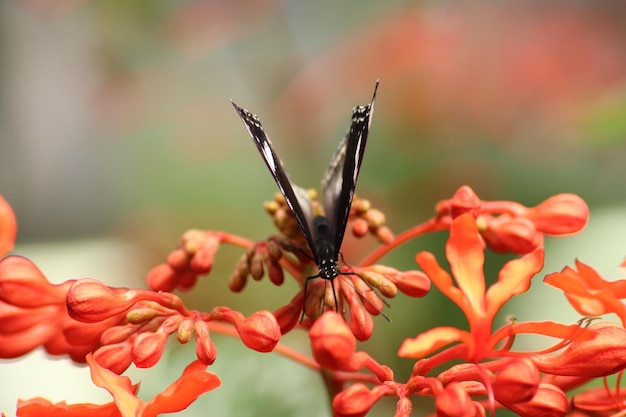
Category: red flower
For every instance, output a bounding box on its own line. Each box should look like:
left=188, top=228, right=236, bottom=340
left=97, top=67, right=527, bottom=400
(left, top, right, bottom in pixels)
left=0, top=195, right=17, bottom=256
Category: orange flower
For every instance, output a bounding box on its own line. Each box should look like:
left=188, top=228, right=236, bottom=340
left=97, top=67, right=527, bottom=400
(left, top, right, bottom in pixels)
left=0, top=195, right=17, bottom=257
left=545, top=259, right=626, bottom=326
left=399, top=213, right=546, bottom=361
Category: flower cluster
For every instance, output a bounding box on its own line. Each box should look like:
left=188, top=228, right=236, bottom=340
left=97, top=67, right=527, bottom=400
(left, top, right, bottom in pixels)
left=2, top=183, right=626, bottom=416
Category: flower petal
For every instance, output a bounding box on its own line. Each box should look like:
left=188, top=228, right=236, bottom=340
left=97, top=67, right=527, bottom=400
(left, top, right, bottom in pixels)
left=399, top=326, right=470, bottom=359
left=486, top=248, right=544, bottom=317
left=143, top=360, right=221, bottom=416
left=447, top=214, right=486, bottom=314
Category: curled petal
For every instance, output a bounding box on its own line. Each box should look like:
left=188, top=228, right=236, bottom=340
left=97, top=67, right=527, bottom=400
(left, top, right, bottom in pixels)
left=399, top=326, right=469, bottom=359
left=143, top=360, right=221, bottom=416
left=485, top=248, right=544, bottom=318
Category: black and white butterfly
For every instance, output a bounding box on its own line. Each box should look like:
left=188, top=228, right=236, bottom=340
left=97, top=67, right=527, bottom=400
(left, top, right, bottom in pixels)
left=231, top=81, right=380, bottom=318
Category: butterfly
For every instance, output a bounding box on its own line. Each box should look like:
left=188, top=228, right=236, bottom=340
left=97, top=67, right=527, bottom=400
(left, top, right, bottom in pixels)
left=231, top=81, right=381, bottom=319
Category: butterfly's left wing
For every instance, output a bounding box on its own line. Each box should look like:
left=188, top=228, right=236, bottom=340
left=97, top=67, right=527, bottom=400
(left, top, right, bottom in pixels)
left=321, top=81, right=378, bottom=258
left=231, top=101, right=319, bottom=260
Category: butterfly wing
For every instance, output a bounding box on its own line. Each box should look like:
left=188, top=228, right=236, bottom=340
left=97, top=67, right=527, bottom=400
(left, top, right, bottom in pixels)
left=321, top=81, right=378, bottom=258
left=231, top=101, right=318, bottom=260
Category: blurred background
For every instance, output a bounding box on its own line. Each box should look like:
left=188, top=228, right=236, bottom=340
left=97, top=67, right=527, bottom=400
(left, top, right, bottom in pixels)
left=1, top=1, right=626, bottom=416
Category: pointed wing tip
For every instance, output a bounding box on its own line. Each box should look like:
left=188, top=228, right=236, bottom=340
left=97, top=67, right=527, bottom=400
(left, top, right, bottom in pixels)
left=371, top=80, right=380, bottom=104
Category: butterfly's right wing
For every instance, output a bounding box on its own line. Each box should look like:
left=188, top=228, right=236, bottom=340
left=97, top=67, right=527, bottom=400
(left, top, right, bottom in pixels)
left=231, top=101, right=318, bottom=260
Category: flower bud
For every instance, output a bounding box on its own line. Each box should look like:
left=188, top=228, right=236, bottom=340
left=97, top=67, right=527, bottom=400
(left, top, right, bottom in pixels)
left=0, top=195, right=17, bottom=256
left=166, top=249, right=189, bottom=271
left=393, top=270, right=431, bottom=298
left=100, top=323, right=139, bottom=345
left=504, top=383, right=568, bottom=417
left=177, top=270, right=199, bottom=290
left=310, top=311, right=358, bottom=371
left=177, top=319, right=193, bottom=343
left=228, top=258, right=249, bottom=293
left=194, top=320, right=217, bottom=365
left=266, top=239, right=283, bottom=261
left=351, top=217, right=369, bottom=238
left=93, top=342, right=133, bottom=374
left=146, top=264, right=177, bottom=292
left=273, top=292, right=303, bottom=334
left=190, top=237, right=218, bottom=275
left=524, top=193, right=588, bottom=235
left=493, top=358, right=540, bottom=404
left=480, top=216, right=542, bottom=254
left=237, top=310, right=280, bottom=352
left=436, top=186, right=481, bottom=220
left=332, top=384, right=382, bottom=417
left=532, top=322, right=626, bottom=377
left=132, top=331, right=167, bottom=368
left=250, top=252, right=265, bottom=281
left=435, top=382, right=481, bottom=417
left=267, top=259, right=285, bottom=286
left=66, top=279, right=137, bottom=323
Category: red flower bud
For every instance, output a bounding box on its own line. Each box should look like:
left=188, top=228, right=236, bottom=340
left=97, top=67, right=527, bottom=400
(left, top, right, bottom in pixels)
left=524, top=193, right=588, bottom=235
left=0, top=195, right=17, bottom=256
left=237, top=310, right=280, bottom=352
left=66, top=279, right=137, bottom=322
left=493, top=358, right=540, bottom=404
left=503, top=383, right=568, bottom=417
left=435, top=382, right=482, bottom=417
left=146, top=263, right=178, bottom=292
left=436, top=186, right=481, bottom=220
left=351, top=217, right=369, bottom=237
left=332, top=384, right=387, bottom=417
left=93, top=341, right=133, bottom=374
left=194, top=320, right=217, bottom=365
left=132, top=331, right=167, bottom=368
left=273, top=291, right=304, bottom=334
left=310, top=311, right=358, bottom=371
left=389, top=270, right=431, bottom=298
left=532, top=322, right=626, bottom=377
left=480, top=216, right=543, bottom=254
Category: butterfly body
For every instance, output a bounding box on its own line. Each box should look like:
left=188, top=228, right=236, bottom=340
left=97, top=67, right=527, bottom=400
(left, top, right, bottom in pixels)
left=231, top=81, right=379, bottom=315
